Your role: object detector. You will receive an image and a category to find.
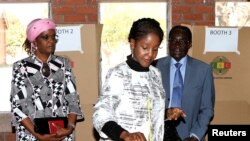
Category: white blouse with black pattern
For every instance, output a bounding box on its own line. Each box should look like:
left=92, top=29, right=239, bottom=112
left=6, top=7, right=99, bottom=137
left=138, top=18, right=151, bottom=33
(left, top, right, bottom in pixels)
left=10, top=54, right=83, bottom=141
left=93, top=62, right=165, bottom=141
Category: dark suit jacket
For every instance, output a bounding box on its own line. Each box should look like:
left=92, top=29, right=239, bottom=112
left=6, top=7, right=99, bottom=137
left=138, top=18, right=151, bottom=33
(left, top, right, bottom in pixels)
left=155, top=55, right=215, bottom=141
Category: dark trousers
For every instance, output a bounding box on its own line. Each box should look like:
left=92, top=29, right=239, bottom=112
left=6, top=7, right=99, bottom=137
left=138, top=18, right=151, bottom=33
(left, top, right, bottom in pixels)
left=163, top=120, right=182, bottom=141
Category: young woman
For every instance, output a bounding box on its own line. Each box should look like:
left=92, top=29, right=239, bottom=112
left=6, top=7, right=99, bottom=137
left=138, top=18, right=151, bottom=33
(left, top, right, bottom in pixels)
left=93, top=18, right=165, bottom=141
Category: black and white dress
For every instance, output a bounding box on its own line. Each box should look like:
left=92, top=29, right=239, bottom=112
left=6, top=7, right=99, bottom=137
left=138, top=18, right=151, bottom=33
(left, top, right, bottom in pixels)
left=93, top=57, right=165, bottom=141
left=10, top=54, right=83, bottom=141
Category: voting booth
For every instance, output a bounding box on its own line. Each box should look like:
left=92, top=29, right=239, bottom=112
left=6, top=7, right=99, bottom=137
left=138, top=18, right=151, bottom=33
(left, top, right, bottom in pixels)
left=55, top=24, right=102, bottom=140
left=54, top=24, right=250, bottom=140
left=190, top=26, right=250, bottom=124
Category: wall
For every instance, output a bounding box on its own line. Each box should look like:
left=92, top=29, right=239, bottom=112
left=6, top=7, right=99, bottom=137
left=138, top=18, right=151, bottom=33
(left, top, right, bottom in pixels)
left=170, top=0, right=215, bottom=26
left=50, top=0, right=216, bottom=26
left=51, top=0, right=98, bottom=24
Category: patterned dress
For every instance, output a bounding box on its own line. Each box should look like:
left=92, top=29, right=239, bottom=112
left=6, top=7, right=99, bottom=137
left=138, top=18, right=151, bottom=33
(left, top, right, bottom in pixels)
left=93, top=62, right=165, bottom=141
left=10, top=54, right=83, bottom=141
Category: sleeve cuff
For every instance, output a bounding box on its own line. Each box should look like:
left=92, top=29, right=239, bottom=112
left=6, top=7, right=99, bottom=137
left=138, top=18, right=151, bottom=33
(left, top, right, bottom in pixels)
left=101, top=121, right=127, bottom=141
left=190, top=133, right=200, bottom=141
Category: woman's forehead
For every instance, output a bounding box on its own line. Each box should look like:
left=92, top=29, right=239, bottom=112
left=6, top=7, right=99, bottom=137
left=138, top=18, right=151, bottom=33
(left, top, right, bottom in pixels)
left=40, top=29, right=56, bottom=35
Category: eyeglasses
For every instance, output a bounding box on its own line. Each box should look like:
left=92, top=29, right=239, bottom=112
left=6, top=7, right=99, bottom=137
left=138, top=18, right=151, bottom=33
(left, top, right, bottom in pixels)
left=39, top=35, right=58, bottom=43
left=169, top=39, right=189, bottom=46
left=41, top=63, right=51, bottom=77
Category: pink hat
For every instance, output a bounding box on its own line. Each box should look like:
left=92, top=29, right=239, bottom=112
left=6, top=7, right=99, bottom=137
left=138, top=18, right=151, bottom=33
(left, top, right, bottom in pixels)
left=26, top=18, right=56, bottom=42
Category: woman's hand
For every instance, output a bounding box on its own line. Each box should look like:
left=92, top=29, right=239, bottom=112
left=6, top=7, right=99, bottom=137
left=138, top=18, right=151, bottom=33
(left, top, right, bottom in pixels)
left=53, top=123, right=73, bottom=138
left=166, top=107, right=186, bottom=120
left=21, top=117, right=66, bottom=141
left=120, top=131, right=147, bottom=141
left=35, top=133, right=65, bottom=141
left=34, top=123, right=73, bottom=141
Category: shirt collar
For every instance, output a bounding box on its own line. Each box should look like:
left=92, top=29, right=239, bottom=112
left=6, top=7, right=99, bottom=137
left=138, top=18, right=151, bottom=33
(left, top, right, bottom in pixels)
left=31, top=53, right=52, bottom=64
left=171, top=55, right=187, bottom=67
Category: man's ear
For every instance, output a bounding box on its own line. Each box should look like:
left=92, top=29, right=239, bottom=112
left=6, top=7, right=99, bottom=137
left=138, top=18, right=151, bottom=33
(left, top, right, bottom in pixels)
left=186, top=41, right=192, bottom=50
left=188, top=42, right=192, bottom=49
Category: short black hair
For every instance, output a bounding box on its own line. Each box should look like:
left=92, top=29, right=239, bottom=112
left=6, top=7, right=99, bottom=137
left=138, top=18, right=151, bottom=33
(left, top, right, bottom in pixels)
left=169, top=25, right=192, bottom=42
left=128, top=18, right=164, bottom=43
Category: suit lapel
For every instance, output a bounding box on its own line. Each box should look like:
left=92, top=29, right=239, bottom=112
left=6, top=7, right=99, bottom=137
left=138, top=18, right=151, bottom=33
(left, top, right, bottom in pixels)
left=183, top=56, right=193, bottom=99
left=166, top=58, right=171, bottom=90
left=163, top=57, right=171, bottom=104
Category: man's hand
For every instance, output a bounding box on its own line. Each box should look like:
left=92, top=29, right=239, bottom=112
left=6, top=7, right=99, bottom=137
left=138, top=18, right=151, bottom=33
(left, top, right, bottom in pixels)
left=183, top=136, right=199, bottom=141
left=166, top=107, right=186, bottom=120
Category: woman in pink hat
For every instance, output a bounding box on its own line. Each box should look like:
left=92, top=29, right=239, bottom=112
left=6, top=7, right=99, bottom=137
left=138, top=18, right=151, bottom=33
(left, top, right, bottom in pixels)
left=10, top=18, right=84, bottom=141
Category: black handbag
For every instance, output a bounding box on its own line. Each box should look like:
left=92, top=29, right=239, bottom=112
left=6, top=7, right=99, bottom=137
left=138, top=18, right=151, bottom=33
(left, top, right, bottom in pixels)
left=34, top=117, right=68, bottom=134
left=163, top=120, right=182, bottom=141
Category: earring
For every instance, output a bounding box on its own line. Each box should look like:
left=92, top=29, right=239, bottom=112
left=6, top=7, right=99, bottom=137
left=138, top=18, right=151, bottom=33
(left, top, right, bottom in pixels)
left=131, top=50, right=134, bottom=58
left=31, top=43, right=37, bottom=53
